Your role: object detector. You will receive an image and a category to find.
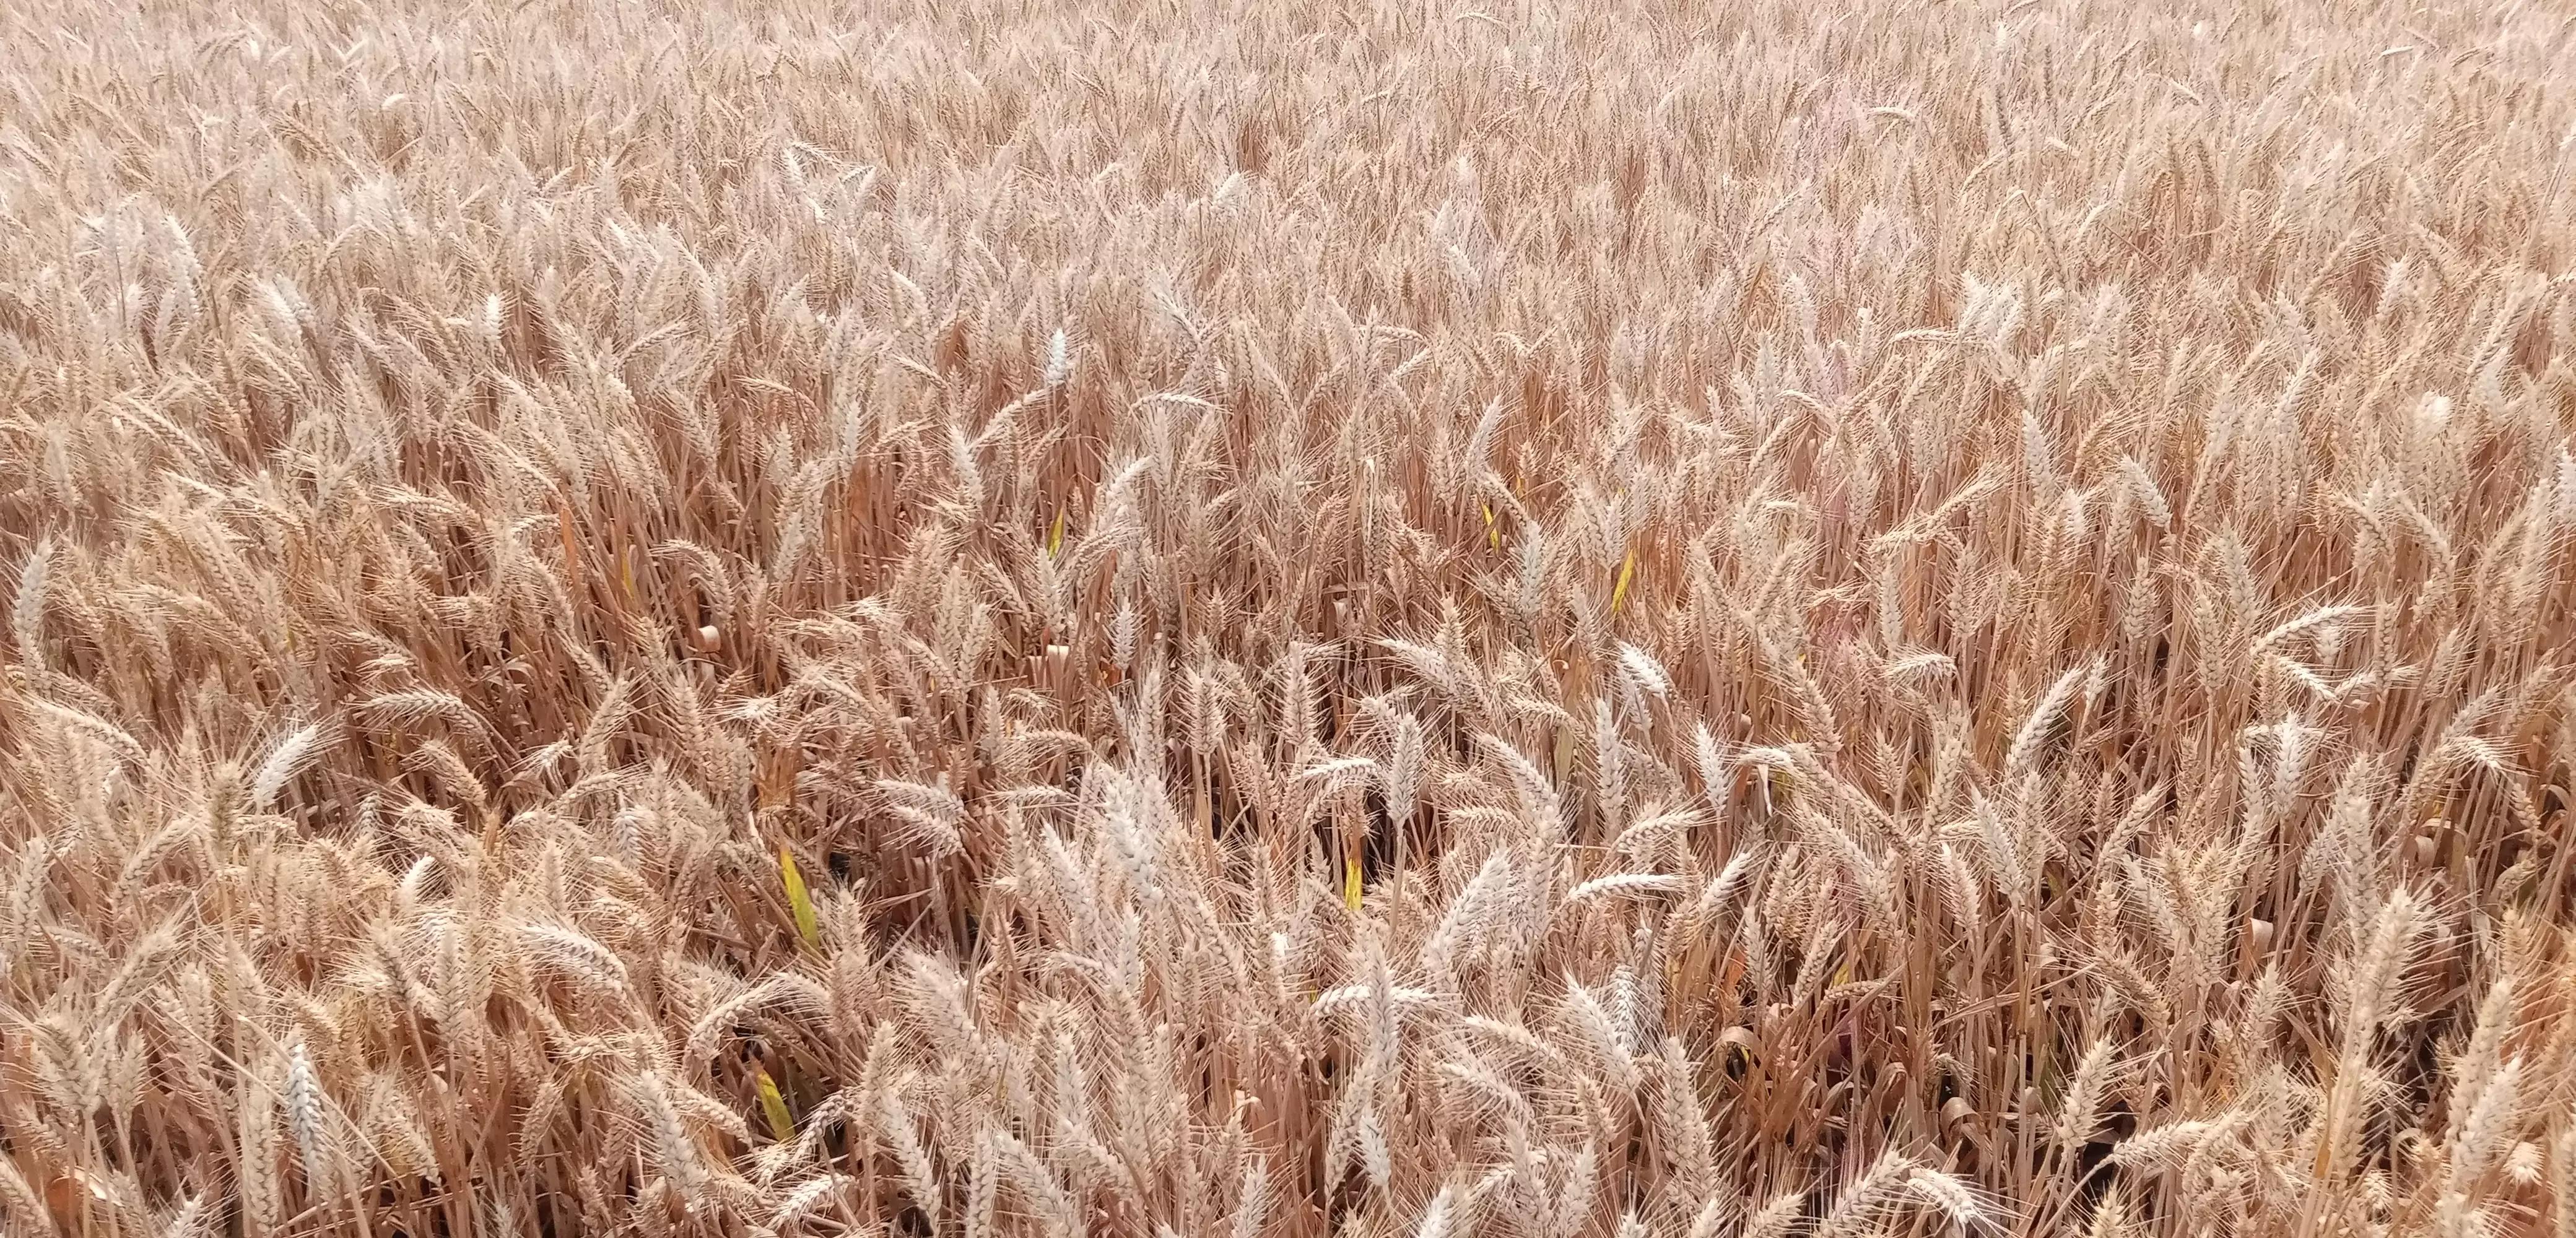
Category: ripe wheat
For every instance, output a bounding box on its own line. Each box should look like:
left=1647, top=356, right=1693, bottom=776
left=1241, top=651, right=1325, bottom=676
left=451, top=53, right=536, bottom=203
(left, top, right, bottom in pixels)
left=2, top=0, right=2574, bottom=1236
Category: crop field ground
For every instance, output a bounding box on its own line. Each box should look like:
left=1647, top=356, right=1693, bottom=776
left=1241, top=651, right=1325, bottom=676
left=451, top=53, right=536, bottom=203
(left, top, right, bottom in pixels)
left=2, top=0, right=2575, bottom=1235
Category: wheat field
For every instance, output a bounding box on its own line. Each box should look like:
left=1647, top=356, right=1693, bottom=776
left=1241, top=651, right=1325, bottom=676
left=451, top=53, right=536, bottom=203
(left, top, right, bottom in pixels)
left=2, top=0, right=2574, bottom=1234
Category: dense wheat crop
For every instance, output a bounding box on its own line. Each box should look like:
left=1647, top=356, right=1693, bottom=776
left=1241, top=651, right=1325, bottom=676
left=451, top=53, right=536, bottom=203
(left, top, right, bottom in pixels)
left=4, top=0, right=2576, bottom=1234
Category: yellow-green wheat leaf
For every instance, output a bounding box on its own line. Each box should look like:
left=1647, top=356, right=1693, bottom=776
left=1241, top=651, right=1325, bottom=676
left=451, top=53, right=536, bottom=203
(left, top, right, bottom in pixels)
left=754, top=1063, right=796, bottom=1143
left=779, top=846, right=821, bottom=951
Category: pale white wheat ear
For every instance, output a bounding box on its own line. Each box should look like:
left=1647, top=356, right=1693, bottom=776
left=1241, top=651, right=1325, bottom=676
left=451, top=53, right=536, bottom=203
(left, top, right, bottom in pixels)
left=251, top=720, right=337, bottom=809
left=284, top=1042, right=331, bottom=1193
left=10, top=534, right=46, bottom=664
left=1045, top=326, right=1074, bottom=387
